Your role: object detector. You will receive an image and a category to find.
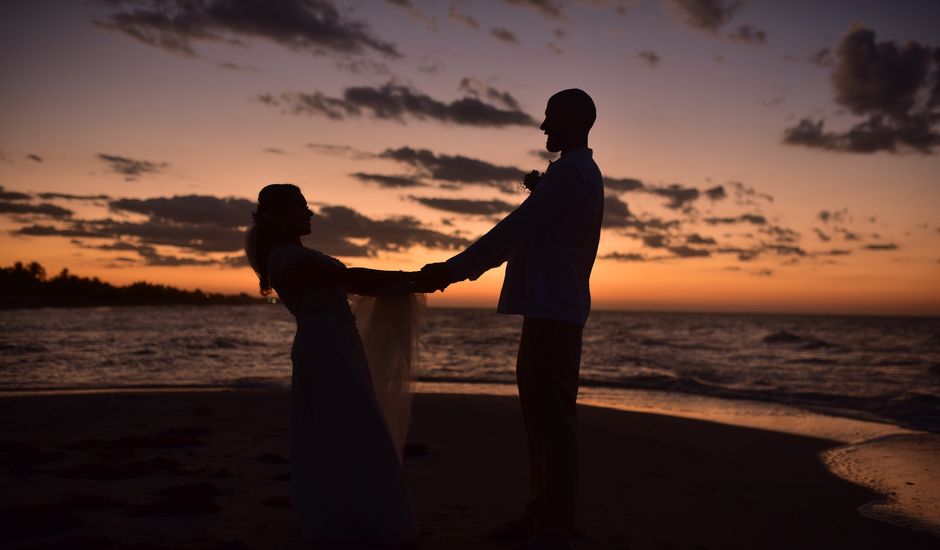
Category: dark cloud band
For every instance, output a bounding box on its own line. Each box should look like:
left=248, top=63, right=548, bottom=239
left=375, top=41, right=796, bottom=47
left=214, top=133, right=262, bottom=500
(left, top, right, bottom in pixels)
left=95, top=0, right=400, bottom=59
left=259, top=82, right=536, bottom=128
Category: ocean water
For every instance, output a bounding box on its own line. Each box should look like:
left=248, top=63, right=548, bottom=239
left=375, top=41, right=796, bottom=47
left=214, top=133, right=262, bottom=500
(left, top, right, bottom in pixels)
left=1, top=305, right=938, bottom=433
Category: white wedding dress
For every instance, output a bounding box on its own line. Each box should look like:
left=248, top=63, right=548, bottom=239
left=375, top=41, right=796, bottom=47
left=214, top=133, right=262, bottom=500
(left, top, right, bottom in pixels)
left=268, top=244, right=418, bottom=545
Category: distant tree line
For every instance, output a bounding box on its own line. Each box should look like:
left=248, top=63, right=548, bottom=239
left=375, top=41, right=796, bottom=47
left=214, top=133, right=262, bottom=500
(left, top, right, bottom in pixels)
left=0, top=261, right=264, bottom=308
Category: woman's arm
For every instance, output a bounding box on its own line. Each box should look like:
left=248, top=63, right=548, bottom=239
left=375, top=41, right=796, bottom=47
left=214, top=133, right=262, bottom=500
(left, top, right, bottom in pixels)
left=282, top=256, right=416, bottom=295
left=346, top=268, right=417, bottom=296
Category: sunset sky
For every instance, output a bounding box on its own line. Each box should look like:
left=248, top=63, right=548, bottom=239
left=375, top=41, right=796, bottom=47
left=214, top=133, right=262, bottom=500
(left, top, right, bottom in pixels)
left=2, top=0, right=939, bottom=314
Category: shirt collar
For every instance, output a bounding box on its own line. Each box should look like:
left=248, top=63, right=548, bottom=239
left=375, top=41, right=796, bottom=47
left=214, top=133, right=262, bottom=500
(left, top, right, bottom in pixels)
left=560, top=146, right=592, bottom=159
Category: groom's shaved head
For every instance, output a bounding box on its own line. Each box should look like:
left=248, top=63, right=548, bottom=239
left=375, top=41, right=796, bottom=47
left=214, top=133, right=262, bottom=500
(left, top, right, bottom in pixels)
left=548, top=89, right=596, bottom=133
left=541, top=88, right=596, bottom=153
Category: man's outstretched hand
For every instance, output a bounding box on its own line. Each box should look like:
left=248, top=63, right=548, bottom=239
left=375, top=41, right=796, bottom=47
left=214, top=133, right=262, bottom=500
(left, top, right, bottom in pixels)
left=413, top=262, right=452, bottom=293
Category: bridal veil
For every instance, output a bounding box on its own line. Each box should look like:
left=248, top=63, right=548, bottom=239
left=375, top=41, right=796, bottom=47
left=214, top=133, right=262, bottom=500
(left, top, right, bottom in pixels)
left=351, top=293, right=425, bottom=460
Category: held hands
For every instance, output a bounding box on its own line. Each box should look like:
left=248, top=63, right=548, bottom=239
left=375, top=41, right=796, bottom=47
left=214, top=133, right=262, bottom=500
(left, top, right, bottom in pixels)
left=412, top=262, right=452, bottom=294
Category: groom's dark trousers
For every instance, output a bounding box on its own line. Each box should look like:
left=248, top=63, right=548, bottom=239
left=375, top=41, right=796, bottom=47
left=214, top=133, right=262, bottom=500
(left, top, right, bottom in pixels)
left=516, top=315, right=583, bottom=540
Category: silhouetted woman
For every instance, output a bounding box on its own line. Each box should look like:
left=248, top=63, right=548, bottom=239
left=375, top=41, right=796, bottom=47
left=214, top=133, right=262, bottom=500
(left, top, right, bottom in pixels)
left=245, top=183, right=419, bottom=548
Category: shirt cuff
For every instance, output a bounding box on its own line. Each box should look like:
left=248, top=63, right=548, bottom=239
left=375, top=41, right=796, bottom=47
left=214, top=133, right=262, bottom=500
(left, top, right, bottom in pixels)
left=445, top=254, right=470, bottom=282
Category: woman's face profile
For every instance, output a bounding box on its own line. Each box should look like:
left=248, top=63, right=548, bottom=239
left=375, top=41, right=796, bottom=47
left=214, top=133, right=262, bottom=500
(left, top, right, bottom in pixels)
left=284, top=191, right=313, bottom=237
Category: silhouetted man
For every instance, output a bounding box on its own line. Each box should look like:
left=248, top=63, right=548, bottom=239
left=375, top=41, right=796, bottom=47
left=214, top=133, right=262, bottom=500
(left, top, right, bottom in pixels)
left=419, top=88, right=603, bottom=550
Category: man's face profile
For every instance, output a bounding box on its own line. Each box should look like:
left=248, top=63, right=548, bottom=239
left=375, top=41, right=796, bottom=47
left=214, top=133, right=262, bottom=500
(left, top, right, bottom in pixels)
left=540, top=99, right=565, bottom=153
left=539, top=89, right=595, bottom=153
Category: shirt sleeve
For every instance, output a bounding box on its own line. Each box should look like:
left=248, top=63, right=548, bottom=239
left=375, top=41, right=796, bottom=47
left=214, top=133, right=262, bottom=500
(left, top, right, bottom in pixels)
left=445, top=159, right=593, bottom=282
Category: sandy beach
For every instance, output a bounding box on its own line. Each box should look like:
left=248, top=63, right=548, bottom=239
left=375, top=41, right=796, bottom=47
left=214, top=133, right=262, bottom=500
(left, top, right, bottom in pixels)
left=1, top=389, right=937, bottom=549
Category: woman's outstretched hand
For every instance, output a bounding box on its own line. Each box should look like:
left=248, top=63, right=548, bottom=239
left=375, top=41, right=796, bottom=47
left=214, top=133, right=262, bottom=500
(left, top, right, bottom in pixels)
left=412, top=263, right=452, bottom=293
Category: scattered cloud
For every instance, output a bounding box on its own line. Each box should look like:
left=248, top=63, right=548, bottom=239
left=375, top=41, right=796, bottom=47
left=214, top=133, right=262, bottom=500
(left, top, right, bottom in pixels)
left=9, top=190, right=468, bottom=260
left=26, top=154, right=43, bottom=163
left=807, top=46, right=833, bottom=67
left=665, top=0, right=743, bottom=33
left=638, top=50, right=661, bottom=67
left=783, top=25, right=940, bottom=155
left=761, top=225, right=800, bottom=243
left=727, top=24, right=766, bottom=45
left=410, top=196, right=516, bottom=216
left=704, top=214, right=767, bottom=225
left=0, top=201, right=73, bottom=218
left=217, top=61, right=258, bottom=71
left=530, top=149, right=559, bottom=162
left=783, top=116, right=939, bottom=155
left=602, top=195, right=634, bottom=228
left=259, top=82, right=536, bottom=127
left=717, top=246, right=759, bottom=261
left=418, top=58, right=444, bottom=74
left=727, top=181, right=773, bottom=205
left=95, top=0, right=400, bottom=59
left=97, top=153, right=167, bottom=181
left=762, top=93, right=787, bottom=108
left=604, top=177, right=645, bottom=193
left=815, top=208, right=877, bottom=244
left=307, top=205, right=468, bottom=256
left=458, top=78, right=522, bottom=110
left=334, top=57, right=393, bottom=76
left=686, top=233, right=716, bottom=245
left=17, top=224, right=111, bottom=239
left=705, top=185, right=726, bottom=200
left=604, top=176, right=732, bottom=211
left=647, top=184, right=700, bottom=210
left=380, top=147, right=526, bottom=192
left=448, top=3, right=480, bottom=29
left=863, top=243, right=899, bottom=251
left=490, top=27, right=520, bottom=45
left=0, top=186, right=32, bottom=201
left=603, top=252, right=646, bottom=262
left=262, top=147, right=286, bottom=154
left=37, top=192, right=111, bottom=201
left=109, top=195, right=254, bottom=228
left=642, top=234, right=667, bottom=248
left=668, top=244, right=711, bottom=258
left=132, top=244, right=244, bottom=267
left=665, top=0, right=767, bottom=45
left=306, top=143, right=375, bottom=160
left=818, top=209, right=849, bottom=224
left=77, top=219, right=245, bottom=252
left=351, top=172, right=427, bottom=188
left=503, top=0, right=564, bottom=19
left=763, top=244, right=806, bottom=257
left=384, top=0, right=435, bottom=25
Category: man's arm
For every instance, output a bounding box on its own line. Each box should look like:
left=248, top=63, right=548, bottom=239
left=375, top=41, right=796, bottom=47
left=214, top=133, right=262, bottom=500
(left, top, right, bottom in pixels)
left=445, top=162, right=593, bottom=282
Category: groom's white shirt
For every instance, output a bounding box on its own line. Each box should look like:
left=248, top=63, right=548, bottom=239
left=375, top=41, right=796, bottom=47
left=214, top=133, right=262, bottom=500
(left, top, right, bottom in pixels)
left=446, top=147, right=604, bottom=326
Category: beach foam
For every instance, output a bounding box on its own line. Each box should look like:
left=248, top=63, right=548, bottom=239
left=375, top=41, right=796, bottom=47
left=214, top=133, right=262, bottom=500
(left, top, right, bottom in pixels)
left=824, top=433, right=940, bottom=537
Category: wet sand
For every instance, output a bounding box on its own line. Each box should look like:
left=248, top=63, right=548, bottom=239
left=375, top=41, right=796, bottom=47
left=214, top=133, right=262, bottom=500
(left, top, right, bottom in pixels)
left=1, top=390, right=936, bottom=549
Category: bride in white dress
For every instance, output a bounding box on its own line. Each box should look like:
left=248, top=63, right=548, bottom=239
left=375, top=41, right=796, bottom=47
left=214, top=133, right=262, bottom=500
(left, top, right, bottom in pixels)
left=244, top=184, right=423, bottom=548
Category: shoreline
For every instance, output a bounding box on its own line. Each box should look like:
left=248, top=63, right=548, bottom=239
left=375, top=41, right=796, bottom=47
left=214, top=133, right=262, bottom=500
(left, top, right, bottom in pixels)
left=3, top=378, right=935, bottom=438
left=1, top=384, right=938, bottom=543
left=3, top=301, right=940, bottom=319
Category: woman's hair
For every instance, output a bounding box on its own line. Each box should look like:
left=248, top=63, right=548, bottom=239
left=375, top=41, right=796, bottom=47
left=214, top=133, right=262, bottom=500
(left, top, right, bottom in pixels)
left=244, top=183, right=302, bottom=295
